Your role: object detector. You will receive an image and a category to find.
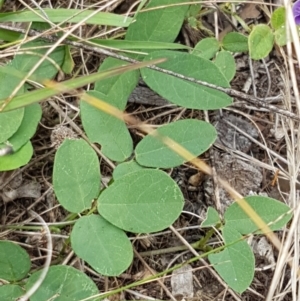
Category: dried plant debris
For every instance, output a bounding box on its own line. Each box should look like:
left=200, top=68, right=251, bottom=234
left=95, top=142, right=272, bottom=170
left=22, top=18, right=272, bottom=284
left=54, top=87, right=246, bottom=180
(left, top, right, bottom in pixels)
left=0, top=171, right=41, bottom=203
left=50, top=125, right=77, bottom=149
left=204, top=152, right=262, bottom=213
left=214, top=113, right=259, bottom=153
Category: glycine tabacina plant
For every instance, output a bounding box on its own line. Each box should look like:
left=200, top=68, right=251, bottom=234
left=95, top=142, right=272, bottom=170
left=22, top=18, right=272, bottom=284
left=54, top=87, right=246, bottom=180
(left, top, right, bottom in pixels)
left=0, top=0, right=294, bottom=299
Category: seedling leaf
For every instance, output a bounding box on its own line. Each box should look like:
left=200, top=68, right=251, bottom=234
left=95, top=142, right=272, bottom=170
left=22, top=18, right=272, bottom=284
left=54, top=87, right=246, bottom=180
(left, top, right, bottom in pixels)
left=224, top=195, right=292, bottom=234
left=81, top=91, right=133, bottom=162
left=126, top=0, right=189, bottom=42
left=249, top=24, right=274, bottom=60
left=0, top=141, right=33, bottom=171
left=274, top=26, right=287, bottom=46
left=208, top=226, right=255, bottom=293
left=135, top=119, right=217, bottom=168
left=141, top=50, right=232, bottom=110
left=53, top=139, right=101, bottom=213
left=98, top=169, right=184, bottom=233
left=0, top=241, right=31, bottom=281
left=271, top=7, right=286, bottom=30
left=71, top=215, right=133, bottom=276
left=25, top=265, right=99, bottom=301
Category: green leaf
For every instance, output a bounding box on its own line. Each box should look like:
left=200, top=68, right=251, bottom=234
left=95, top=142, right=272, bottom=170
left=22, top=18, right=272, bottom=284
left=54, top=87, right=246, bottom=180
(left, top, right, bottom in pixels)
left=186, top=3, right=202, bottom=18
left=53, top=139, right=101, bottom=213
left=0, top=241, right=31, bottom=281
left=0, top=285, right=24, bottom=301
left=222, top=32, right=249, bottom=53
left=0, top=27, right=22, bottom=42
left=94, top=58, right=139, bottom=106
left=16, top=41, right=65, bottom=81
left=214, top=51, right=236, bottom=82
left=1, top=57, right=162, bottom=111
left=0, top=108, right=24, bottom=143
left=0, top=9, right=132, bottom=27
left=274, top=26, right=287, bottom=46
left=0, top=41, right=64, bottom=101
left=208, top=226, right=255, bottom=293
left=61, top=45, right=74, bottom=74
left=98, top=169, right=184, bottom=233
left=249, top=24, right=274, bottom=60
left=80, top=91, right=133, bottom=162
left=271, top=7, right=286, bottom=30
left=126, top=0, right=189, bottom=42
left=0, top=141, right=33, bottom=171
left=0, top=104, right=42, bottom=152
left=192, top=37, right=220, bottom=60
left=113, top=160, right=144, bottom=180
left=141, top=50, right=232, bottom=110
left=135, top=119, right=217, bottom=168
left=25, top=265, right=99, bottom=301
left=201, top=207, right=220, bottom=228
left=71, top=215, right=133, bottom=276
left=224, top=196, right=292, bottom=234
left=0, top=65, right=25, bottom=99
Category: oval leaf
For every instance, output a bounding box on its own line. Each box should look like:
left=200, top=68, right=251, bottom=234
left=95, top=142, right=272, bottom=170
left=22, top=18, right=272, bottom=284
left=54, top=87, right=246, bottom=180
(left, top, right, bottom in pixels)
left=25, top=265, right=99, bottom=301
left=17, top=41, right=65, bottom=81
left=0, top=285, right=24, bottom=301
left=53, top=139, right=101, bottom=213
left=126, top=0, right=189, bottom=42
left=249, top=24, right=274, bottom=60
left=0, top=241, right=31, bottom=281
left=94, top=58, right=139, bottom=105
left=71, top=215, right=133, bottom=276
left=81, top=91, right=133, bottom=162
left=141, top=50, right=232, bottom=110
left=135, top=119, right=217, bottom=168
left=98, top=169, right=184, bottom=233
left=214, top=51, right=236, bottom=82
left=224, top=196, right=292, bottom=234
left=0, top=141, right=33, bottom=171
left=2, top=104, right=42, bottom=152
left=208, top=226, right=255, bottom=294
left=0, top=108, right=24, bottom=143
left=274, top=27, right=287, bottom=46
left=192, top=37, right=220, bottom=60
left=271, top=7, right=286, bottom=30
left=222, top=32, right=249, bottom=53
left=113, top=160, right=144, bottom=180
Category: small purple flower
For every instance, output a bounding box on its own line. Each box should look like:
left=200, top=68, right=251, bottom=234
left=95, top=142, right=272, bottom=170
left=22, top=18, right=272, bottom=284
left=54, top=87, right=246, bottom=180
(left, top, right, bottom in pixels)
left=293, top=0, right=300, bottom=24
